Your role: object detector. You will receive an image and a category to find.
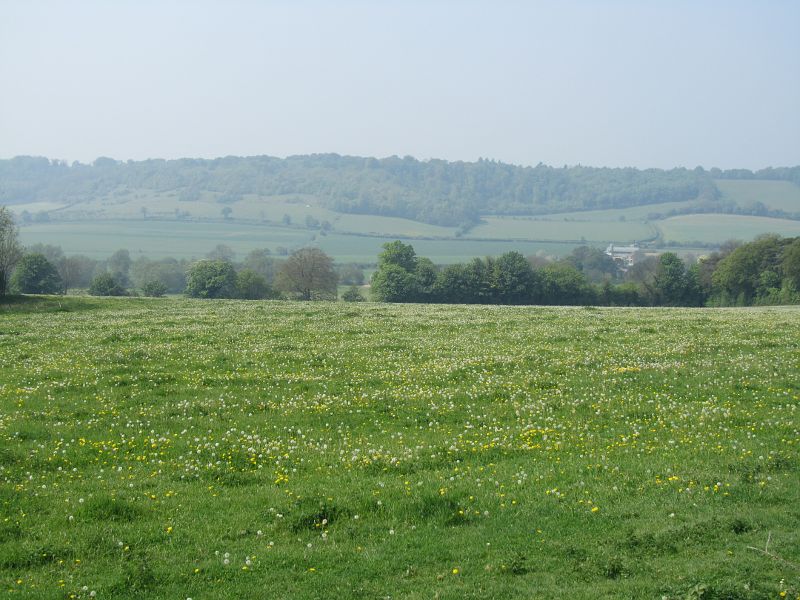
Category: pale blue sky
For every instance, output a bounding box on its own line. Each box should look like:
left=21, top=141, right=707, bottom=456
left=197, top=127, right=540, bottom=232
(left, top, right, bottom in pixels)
left=1, top=0, right=798, bottom=169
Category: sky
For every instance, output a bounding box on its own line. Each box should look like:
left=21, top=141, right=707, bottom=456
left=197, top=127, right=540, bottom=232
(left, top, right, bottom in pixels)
left=1, top=0, right=798, bottom=169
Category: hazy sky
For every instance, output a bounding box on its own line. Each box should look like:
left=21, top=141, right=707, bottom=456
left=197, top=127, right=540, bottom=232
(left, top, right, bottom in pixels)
left=1, top=1, right=798, bottom=169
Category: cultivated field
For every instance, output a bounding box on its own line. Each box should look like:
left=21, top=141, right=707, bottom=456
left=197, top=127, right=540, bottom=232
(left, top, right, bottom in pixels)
left=658, top=214, right=800, bottom=245
left=1, top=297, right=798, bottom=599
left=13, top=178, right=800, bottom=261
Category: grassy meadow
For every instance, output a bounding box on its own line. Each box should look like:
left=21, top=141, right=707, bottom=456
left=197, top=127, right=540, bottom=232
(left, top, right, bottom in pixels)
left=715, top=180, right=800, bottom=213
left=1, top=296, right=798, bottom=599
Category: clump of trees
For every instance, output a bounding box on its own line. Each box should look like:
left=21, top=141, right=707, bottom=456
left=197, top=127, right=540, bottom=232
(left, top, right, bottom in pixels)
left=9, top=253, right=62, bottom=294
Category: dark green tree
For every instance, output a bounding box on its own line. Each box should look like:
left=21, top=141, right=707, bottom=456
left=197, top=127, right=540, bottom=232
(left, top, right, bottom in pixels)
left=236, top=269, right=273, bottom=299
left=781, top=237, right=800, bottom=290
left=371, top=263, right=418, bottom=302
left=492, top=251, right=537, bottom=304
left=652, top=253, right=689, bottom=306
left=10, top=253, right=62, bottom=294
left=88, top=273, right=127, bottom=296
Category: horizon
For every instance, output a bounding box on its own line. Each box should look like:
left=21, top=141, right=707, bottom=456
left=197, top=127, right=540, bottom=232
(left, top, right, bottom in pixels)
left=1, top=1, right=799, bottom=171
left=3, top=152, right=799, bottom=173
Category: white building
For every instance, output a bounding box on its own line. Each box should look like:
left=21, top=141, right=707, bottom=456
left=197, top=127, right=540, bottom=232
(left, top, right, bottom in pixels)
left=605, top=243, right=640, bottom=267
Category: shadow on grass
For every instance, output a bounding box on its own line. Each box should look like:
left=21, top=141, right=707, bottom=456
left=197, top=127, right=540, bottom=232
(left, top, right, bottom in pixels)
left=0, top=294, right=104, bottom=314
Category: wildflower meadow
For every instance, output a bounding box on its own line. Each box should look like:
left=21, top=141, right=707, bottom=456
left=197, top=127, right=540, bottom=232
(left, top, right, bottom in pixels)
left=1, top=297, right=798, bottom=599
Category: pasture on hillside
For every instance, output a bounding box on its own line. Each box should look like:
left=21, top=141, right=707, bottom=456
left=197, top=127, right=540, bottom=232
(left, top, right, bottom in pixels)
left=657, top=214, right=800, bottom=246
left=1, top=297, right=798, bottom=599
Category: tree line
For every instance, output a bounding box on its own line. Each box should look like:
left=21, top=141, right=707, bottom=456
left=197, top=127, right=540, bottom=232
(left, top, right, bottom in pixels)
left=370, top=237, right=800, bottom=307
left=1, top=154, right=727, bottom=227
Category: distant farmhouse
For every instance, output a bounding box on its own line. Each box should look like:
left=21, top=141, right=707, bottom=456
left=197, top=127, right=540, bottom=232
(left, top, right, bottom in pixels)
left=605, top=243, right=641, bottom=267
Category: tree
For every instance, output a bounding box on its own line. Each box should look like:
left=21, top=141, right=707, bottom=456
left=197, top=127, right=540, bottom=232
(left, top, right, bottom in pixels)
left=378, top=241, right=417, bottom=272
left=274, top=248, right=338, bottom=300
left=10, top=253, right=62, bottom=294
left=236, top=269, right=273, bottom=299
left=185, top=260, right=237, bottom=298
left=652, top=253, right=689, bottom=306
left=492, top=251, right=537, bottom=304
left=89, top=273, right=127, bottom=296
left=221, top=206, right=233, bottom=220
left=781, top=237, right=800, bottom=290
left=712, top=235, right=784, bottom=305
left=371, top=263, right=418, bottom=302
left=0, top=207, right=23, bottom=296
left=538, top=263, right=595, bottom=305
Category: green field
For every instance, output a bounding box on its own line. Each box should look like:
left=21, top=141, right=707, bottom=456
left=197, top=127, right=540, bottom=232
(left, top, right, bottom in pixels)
left=18, top=220, right=578, bottom=263
left=716, top=179, right=800, bottom=213
left=1, top=297, right=798, bottom=599
left=11, top=177, right=800, bottom=262
left=468, top=216, right=655, bottom=243
left=657, top=214, right=800, bottom=245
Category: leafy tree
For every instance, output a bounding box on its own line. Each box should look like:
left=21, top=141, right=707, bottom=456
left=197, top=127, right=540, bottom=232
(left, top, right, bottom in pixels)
left=0, top=206, right=23, bottom=296
left=414, top=257, right=438, bottom=302
left=185, top=260, right=237, bottom=298
left=378, top=241, right=417, bottom=272
left=371, top=263, right=418, bottom=302
left=221, top=206, right=233, bottom=219
left=342, top=285, right=366, bottom=302
left=711, top=235, right=784, bottom=305
left=538, top=263, right=595, bottom=305
left=141, top=280, right=167, bottom=297
left=236, top=269, right=273, bottom=299
left=652, top=253, right=689, bottom=306
left=274, top=248, right=338, bottom=300
left=89, top=273, right=127, bottom=296
left=433, top=263, right=473, bottom=304
left=781, top=237, right=800, bottom=290
left=10, top=253, right=62, bottom=294
left=492, top=251, right=537, bottom=304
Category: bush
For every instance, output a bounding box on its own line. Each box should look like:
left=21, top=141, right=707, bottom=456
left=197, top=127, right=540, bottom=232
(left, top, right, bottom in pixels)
left=185, top=260, right=237, bottom=299
left=89, top=273, right=127, bottom=296
left=341, top=285, right=365, bottom=302
left=236, top=269, right=274, bottom=299
left=141, top=280, right=167, bottom=297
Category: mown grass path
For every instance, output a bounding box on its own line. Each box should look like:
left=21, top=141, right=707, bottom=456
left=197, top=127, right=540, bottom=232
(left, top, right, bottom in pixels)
left=1, top=297, right=798, bottom=599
